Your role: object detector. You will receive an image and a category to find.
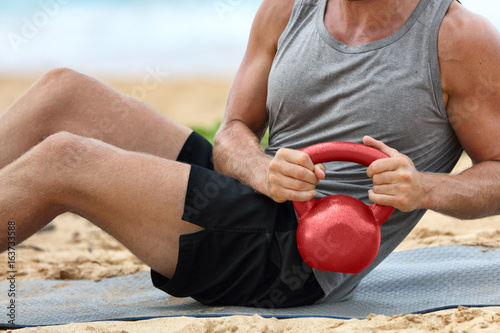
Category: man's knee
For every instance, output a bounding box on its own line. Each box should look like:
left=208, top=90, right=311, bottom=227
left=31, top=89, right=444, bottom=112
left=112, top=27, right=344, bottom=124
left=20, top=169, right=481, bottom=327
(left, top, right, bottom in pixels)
left=5, top=132, right=94, bottom=195
left=34, top=68, right=86, bottom=115
left=38, top=67, right=84, bottom=94
left=36, top=132, right=94, bottom=170
left=40, top=67, right=82, bottom=86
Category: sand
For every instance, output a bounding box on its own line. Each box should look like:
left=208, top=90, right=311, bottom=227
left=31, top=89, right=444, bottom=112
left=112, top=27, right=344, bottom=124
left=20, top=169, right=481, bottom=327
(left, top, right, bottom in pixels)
left=1, top=75, right=499, bottom=332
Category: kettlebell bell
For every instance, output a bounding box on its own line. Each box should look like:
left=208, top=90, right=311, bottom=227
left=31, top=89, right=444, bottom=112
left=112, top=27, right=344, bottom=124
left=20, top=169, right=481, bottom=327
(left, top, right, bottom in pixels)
left=293, top=141, right=394, bottom=274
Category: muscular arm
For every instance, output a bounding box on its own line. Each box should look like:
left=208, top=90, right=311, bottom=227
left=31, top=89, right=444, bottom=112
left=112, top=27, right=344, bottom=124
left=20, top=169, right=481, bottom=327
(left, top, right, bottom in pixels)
left=367, top=2, right=500, bottom=219
left=214, top=0, right=325, bottom=202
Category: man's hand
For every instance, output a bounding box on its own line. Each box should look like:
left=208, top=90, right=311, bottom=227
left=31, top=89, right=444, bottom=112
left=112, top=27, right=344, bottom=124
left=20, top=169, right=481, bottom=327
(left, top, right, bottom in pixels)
left=267, top=148, right=326, bottom=203
left=364, top=136, right=425, bottom=212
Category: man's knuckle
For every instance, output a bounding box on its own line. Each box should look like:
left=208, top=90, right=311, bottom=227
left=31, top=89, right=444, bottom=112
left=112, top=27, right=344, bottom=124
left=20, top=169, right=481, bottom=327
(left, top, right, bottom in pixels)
left=276, top=148, right=286, bottom=155
left=396, top=196, right=408, bottom=207
left=270, top=187, right=281, bottom=197
left=297, top=153, right=310, bottom=165
left=267, top=175, right=276, bottom=185
left=295, top=192, right=312, bottom=202
left=296, top=168, right=309, bottom=180
left=370, top=162, right=380, bottom=173
left=269, top=158, right=280, bottom=169
left=400, top=172, right=411, bottom=182
left=396, top=156, right=410, bottom=165
left=296, top=180, right=312, bottom=191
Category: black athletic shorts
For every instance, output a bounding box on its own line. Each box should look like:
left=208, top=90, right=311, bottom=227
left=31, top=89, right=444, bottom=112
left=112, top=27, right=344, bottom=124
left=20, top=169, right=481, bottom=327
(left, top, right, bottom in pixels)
left=151, top=131, right=324, bottom=308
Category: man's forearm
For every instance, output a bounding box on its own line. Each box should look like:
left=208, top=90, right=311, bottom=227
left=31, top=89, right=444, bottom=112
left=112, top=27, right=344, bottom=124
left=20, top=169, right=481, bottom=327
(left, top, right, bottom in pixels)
left=421, top=161, right=500, bottom=219
left=213, top=120, right=271, bottom=196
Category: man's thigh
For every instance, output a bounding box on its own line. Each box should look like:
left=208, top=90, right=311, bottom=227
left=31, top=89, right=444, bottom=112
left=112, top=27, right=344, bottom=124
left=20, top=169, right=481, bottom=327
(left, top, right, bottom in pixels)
left=45, top=132, right=202, bottom=279
left=0, top=68, right=192, bottom=167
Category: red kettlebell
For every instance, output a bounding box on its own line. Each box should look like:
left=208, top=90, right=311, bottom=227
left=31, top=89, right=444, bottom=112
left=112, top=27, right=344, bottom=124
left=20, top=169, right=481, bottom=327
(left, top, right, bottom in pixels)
left=293, top=142, right=394, bottom=274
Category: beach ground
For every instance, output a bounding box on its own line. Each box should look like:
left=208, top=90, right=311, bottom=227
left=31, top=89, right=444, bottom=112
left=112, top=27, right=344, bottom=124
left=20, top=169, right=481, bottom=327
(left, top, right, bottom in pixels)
left=0, top=75, right=499, bottom=332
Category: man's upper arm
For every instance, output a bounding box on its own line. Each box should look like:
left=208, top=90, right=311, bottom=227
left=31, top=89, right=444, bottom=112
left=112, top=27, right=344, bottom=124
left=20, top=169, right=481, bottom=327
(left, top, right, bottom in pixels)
left=221, top=0, right=294, bottom=137
left=440, top=2, right=500, bottom=164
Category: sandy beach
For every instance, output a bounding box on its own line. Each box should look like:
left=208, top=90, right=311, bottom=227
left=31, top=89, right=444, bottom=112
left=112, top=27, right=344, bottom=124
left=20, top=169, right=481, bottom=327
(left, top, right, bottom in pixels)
left=0, top=75, right=499, bottom=332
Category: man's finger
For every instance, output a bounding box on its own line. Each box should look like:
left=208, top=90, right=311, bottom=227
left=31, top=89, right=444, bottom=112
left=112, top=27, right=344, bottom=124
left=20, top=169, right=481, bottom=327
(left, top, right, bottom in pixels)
left=277, top=148, right=315, bottom=171
left=371, top=170, right=398, bottom=186
left=372, top=184, right=400, bottom=196
left=283, top=189, right=318, bottom=202
left=274, top=148, right=319, bottom=184
left=278, top=163, right=319, bottom=185
left=314, top=163, right=326, bottom=180
left=268, top=182, right=317, bottom=203
left=368, top=189, right=395, bottom=207
left=271, top=172, right=318, bottom=192
left=363, top=136, right=400, bottom=157
left=367, top=158, right=400, bottom=178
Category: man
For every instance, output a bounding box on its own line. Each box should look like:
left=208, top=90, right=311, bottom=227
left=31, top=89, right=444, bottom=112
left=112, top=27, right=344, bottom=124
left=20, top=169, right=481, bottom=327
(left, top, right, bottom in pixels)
left=1, top=0, right=499, bottom=307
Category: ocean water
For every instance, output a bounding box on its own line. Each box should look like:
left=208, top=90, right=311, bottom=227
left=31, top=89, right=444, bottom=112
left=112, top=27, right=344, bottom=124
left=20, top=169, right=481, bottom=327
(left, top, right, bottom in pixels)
left=0, top=0, right=498, bottom=79
left=0, top=0, right=262, bottom=78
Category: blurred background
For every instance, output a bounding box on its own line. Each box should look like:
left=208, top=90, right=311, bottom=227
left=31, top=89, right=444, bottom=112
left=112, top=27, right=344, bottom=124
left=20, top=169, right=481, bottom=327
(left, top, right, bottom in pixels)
left=0, top=0, right=498, bottom=129
left=0, top=0, right=497, bottom=80
left=0, top=0, right=261, bottom=79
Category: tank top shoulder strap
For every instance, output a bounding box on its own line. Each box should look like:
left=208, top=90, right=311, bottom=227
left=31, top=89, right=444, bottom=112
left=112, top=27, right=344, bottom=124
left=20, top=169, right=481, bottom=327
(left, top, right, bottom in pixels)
left=425, top=0, right=454, bottom=119
left=277, top=0, right=319, bottom=49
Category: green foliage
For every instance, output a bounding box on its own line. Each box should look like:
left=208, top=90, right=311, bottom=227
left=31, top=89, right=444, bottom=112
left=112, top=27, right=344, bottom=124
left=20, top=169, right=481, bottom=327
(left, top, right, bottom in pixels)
left=260, top=128, right=270, bottom=148
left=191, top=121, right=221, bottom=145
left=191, top=120, right=269, bottom=148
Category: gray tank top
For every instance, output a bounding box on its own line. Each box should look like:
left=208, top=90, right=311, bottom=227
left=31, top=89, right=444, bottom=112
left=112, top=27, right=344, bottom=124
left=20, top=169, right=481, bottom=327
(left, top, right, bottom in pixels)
left=265, top=0, right=462, bottom=303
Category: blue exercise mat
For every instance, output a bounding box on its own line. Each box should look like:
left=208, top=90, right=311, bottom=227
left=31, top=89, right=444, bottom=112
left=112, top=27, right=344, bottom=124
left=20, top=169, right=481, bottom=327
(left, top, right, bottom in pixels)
left=1, top=245, right=499, bottom=328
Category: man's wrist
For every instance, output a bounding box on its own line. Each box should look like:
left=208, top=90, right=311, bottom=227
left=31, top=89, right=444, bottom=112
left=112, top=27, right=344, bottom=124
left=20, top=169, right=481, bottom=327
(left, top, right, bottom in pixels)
left=417, top=172, right=440, bottom=211
left=252, top=159, right=272, bottom=197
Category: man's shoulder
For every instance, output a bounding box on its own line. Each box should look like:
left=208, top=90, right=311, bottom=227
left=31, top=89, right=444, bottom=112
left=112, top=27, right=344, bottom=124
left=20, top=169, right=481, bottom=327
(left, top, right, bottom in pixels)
left=248, top=0, right=295, bottom=52
left=254, top=0, right=295, bottom=25
left=439, top=1, right=500, bottom=61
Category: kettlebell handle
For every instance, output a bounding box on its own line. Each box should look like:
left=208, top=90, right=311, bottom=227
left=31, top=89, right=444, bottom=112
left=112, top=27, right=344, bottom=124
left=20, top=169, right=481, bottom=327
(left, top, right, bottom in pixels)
left=295, top=141, right=394, bottom=226
left=300, top=141, right=388, bottom=167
